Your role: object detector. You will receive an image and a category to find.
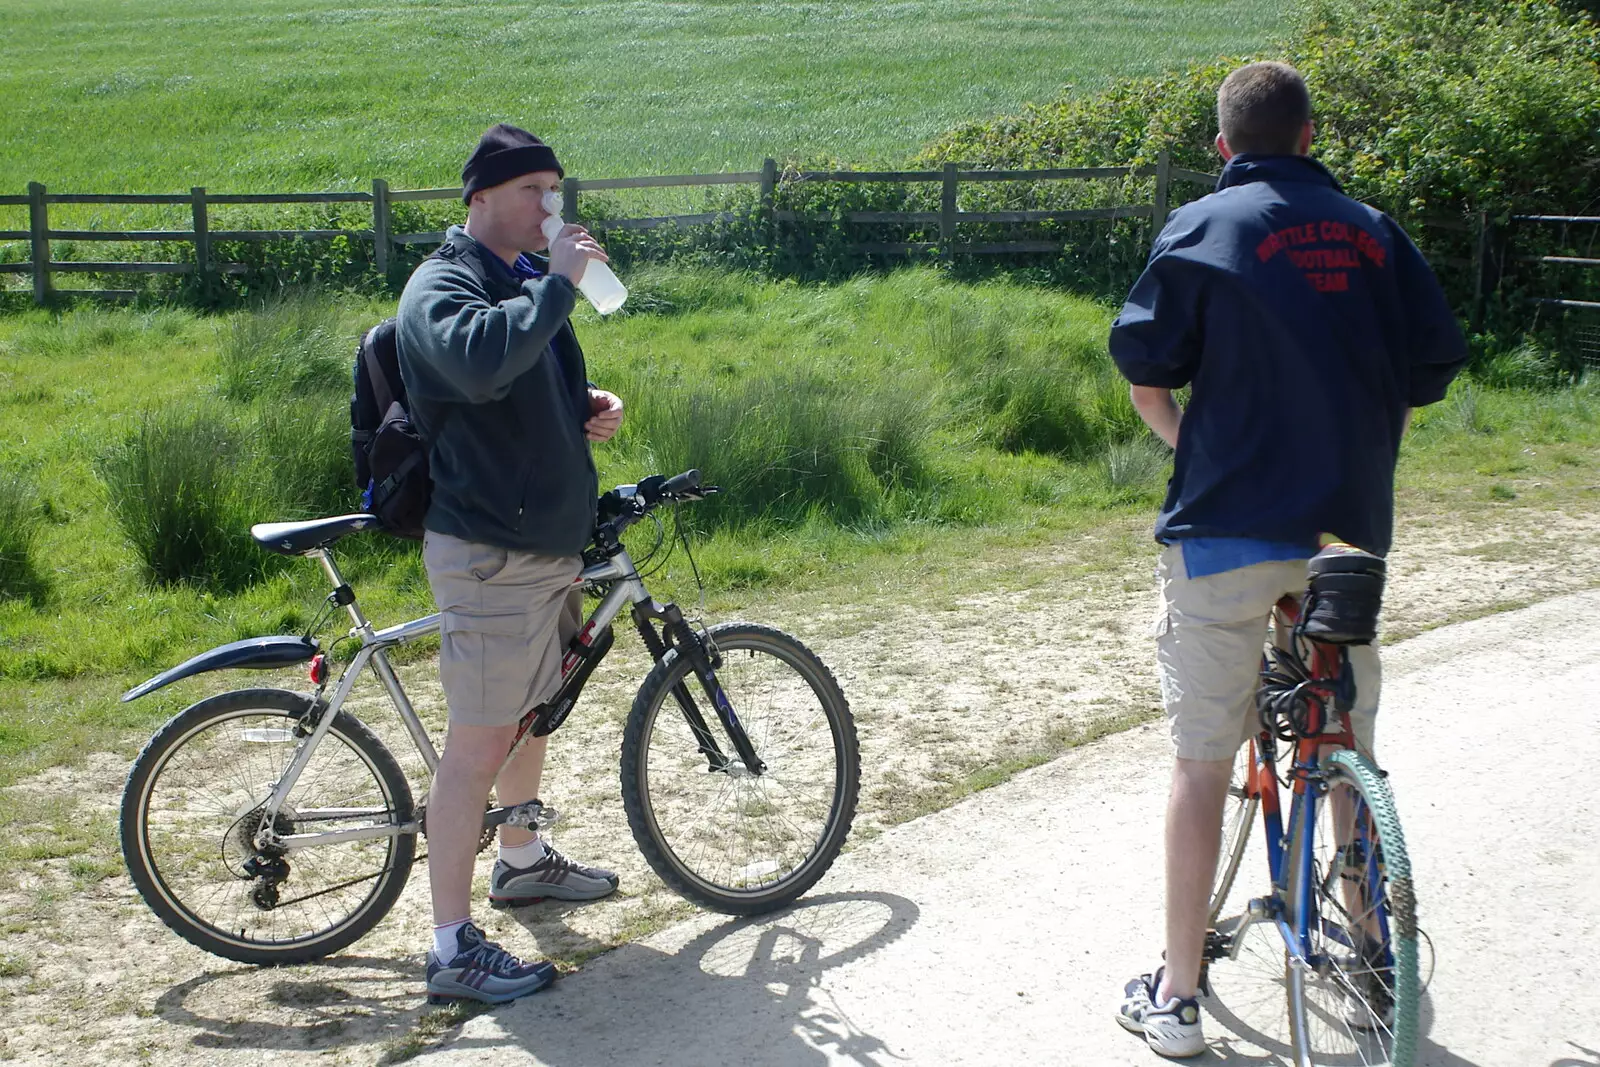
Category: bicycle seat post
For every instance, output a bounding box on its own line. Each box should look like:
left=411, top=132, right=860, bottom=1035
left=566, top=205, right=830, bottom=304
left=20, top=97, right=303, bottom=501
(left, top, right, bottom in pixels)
left=310, top=548, right=374, bottom=638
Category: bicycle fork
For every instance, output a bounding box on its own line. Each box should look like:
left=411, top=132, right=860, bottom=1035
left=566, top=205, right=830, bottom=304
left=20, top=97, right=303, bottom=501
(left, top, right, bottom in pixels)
left=632, top=601, right=765, bottom=776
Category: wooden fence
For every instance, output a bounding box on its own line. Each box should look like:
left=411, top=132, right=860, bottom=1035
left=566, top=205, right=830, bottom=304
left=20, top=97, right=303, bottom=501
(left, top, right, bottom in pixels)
left=0, top=151, right=1217, bottom=303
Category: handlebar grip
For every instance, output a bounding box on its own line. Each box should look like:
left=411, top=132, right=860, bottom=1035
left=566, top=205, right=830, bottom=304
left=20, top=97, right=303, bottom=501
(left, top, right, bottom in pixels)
left=662, top=469, right=702, bottom=497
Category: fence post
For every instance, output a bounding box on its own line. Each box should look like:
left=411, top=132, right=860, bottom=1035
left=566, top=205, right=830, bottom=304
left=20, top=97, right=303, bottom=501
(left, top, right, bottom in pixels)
left=1150, top=149, right=1172, bottom=251
left=940, top=162, right=958, bottom=261
left=190, top=187, right=211, bottom=294
left=371, top=178, right=390, bottom=277
left=562, top=177, right=579, bottom=224
left=760, top=157, right=778, bottom=239
left=1471, top=209, right=1501, bottom=334
left=27, top=182, right=49, bottom=305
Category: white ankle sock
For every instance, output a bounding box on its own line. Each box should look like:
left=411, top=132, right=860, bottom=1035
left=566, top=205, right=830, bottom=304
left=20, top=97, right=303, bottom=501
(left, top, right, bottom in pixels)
left=433, top=918, right=469, bottom=961
left=498, top=836, right=547, bottom=868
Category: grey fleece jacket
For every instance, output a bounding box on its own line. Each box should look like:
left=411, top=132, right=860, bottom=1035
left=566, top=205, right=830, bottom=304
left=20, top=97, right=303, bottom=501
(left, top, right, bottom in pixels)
left=395, top=225, right=598, bottom=556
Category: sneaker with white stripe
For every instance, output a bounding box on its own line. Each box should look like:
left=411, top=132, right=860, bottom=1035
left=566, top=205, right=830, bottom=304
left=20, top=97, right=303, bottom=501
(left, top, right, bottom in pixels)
left=1116, top=966, right=1206, bottom=1059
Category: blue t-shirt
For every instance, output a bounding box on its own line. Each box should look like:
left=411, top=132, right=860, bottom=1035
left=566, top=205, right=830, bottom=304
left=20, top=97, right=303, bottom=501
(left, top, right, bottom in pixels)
left=1181, top=537, right=1315, bottom=579
left=1109, top=155, right=1467, bottom=556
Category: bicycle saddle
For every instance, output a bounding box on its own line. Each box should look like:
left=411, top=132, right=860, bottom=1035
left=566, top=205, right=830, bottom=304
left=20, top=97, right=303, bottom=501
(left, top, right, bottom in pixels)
left=251, top=514, right=381, bottom=556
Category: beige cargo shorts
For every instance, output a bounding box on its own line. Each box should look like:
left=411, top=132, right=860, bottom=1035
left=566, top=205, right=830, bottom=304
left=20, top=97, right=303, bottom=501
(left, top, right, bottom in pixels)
left=1154, top=543, right=1379, bottom=761
left=422, top=531, right=582, bottom=727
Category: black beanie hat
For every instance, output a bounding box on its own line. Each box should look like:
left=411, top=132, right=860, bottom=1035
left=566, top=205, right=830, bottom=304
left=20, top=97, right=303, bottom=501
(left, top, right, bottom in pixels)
left=461, top=124, right=563, bottom=204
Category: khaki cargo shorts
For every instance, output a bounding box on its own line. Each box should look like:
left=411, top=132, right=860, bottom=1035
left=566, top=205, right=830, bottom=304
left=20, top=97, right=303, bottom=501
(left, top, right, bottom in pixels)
left=1154, top=543, right=1379, bottom=762
left=422, top=531, right=582, bottom=727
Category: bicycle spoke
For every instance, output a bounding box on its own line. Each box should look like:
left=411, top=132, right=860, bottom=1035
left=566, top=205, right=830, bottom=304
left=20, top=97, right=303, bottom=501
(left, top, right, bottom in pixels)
left=137, top=708, right=404, bottom=949
left=631, top=627, right=855, bottom=904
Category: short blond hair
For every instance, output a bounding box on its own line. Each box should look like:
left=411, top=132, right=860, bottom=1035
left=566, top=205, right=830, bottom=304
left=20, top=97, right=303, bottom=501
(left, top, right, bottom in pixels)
left=1217, top=62, right=1312, bottom=155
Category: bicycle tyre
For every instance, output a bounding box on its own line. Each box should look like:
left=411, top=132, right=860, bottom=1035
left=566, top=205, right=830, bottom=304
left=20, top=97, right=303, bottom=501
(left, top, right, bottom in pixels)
left=120, top=688, right=415, bottom=965
left=1210, top=743, right=1260, bottom=923
left=1284, top=748, right=1418, bottom=1067
left=621, top=622, right=859, bottom=915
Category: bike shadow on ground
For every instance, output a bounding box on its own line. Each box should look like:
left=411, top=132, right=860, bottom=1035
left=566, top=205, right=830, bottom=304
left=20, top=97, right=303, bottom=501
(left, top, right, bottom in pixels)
left=1551, top=1042, right=1600, bottom=1067
left=148, top=890, right=918, bottom=1065
left=1198, top=981, right=1485, bottom=1067
left=459, top=890, right=922, bottom=1067
left=153, top=953, right=434, bottom=1054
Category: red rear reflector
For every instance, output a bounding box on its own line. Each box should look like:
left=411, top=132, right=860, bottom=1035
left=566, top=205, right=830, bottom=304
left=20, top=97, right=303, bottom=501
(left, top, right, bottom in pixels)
left=309, top=654, right=327, bottom=685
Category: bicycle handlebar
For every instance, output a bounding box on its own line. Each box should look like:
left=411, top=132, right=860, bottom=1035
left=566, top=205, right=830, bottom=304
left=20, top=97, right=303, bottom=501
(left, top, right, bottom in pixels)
left=593, top=468, right=717, bottom=548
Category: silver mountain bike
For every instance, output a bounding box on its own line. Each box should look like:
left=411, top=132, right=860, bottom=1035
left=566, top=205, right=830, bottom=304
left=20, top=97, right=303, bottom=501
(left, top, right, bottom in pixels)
left=118, top=470, right=860, bottom=965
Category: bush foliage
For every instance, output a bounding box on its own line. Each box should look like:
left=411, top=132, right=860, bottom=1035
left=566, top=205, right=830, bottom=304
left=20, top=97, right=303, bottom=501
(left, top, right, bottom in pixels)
left=923, top=0, right=1600, bottom=217
left=919, top=0, right=1600, bottom=321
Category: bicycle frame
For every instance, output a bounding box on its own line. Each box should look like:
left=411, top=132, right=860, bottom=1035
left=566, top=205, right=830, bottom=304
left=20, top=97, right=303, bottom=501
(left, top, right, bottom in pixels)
left=1223, top=598, right=1392, bottom=1041
left=256, top=541, right=756, bottom=855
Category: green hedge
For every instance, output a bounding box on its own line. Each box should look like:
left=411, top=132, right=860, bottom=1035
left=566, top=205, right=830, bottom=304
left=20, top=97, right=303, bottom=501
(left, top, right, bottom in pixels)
left=918, top=0, right=1600, bottom=330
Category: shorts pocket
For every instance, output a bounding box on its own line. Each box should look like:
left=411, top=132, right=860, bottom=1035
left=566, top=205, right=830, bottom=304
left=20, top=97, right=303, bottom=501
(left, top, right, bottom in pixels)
left=466, top=544, right=510, bottom=583
left=1151, top=596, right=1172, bottom=638
left=441, top=607, right=531, bottom=636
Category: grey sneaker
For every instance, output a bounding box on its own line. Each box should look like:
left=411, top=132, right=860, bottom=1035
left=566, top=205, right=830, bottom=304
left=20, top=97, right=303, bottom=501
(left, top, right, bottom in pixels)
left=1116, top=967, right=1205, bottom=1059
left=488, top=845, right=619, bottom=907
left=425, top=921, right=557, bottom=1006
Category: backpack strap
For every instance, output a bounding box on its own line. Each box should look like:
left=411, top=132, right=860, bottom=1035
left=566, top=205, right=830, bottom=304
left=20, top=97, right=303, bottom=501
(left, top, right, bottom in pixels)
left=373, top=448, right=428, bottom=504
left=362, top=325, right=399, bottom=416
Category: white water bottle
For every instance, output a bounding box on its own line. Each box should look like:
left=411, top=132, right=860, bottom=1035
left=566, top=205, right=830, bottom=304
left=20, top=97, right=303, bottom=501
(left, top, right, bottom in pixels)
left=540, top=191, right=627, bottom=314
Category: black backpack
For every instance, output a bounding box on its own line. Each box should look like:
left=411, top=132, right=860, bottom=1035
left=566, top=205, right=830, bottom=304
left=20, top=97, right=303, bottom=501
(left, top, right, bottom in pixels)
left=350, top=319, right=431, bottom=539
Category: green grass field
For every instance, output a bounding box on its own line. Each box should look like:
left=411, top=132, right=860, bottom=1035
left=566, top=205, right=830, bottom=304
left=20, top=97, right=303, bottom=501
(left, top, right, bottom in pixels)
left=2, top=268, right=1598, bottom=786
left=0, top=0, right=1284, bottom=197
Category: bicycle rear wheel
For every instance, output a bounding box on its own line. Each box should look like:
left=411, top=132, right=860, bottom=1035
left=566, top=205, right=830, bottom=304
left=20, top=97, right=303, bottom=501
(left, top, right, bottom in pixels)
left=120, top=688, right=415, bottom=965
left=621, top=622, right=859, bottom=915
left=1210, top=740, right=1261, bottom=923
left=1285, top=749, right=1418, bottom=1067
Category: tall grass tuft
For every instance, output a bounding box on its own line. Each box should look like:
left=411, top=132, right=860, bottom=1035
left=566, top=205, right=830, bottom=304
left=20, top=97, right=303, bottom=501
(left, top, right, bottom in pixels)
left=622, top=367, right=939, bottom=531
left=1101, top=437, right=1171, bottom=496
left=97, top=409, right=266, bottom=589
left=0, top=472, right=47, bottom=603
left=924, top=295, right=1136, bottom=461
left=1449, top=381, right=1492, bottom=435
left=219, top=293, right=353, bottom=402
left=255, top=404, right=357, bottom=519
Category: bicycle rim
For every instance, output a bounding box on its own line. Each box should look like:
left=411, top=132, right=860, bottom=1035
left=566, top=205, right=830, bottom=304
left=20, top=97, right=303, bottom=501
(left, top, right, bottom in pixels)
left=1286, top=750, right=1418, bottom=1067
left=624, top=624, right=858, bottom=913
left=128, top=698, right=412, bottom=959
left=1211, top=742, right=1260, bottom=923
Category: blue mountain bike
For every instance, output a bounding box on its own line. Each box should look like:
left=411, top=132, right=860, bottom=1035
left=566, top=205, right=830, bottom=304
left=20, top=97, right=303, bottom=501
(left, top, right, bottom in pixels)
left=1204, top=546, right=1419, bottom=1067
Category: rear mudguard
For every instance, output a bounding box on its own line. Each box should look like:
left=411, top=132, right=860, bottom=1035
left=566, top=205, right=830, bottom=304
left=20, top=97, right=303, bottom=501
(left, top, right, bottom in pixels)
left=121, top=635, right=319, bottom=702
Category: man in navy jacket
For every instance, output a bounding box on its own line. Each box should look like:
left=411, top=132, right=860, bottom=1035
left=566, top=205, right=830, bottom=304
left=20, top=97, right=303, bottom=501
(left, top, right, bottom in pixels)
left=1108, top=62, right=1465, bottom=1057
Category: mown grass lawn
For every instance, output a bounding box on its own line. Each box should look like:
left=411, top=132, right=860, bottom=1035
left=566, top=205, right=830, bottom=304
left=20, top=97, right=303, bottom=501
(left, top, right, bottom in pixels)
left=0, top=0, right=1285, bottom=198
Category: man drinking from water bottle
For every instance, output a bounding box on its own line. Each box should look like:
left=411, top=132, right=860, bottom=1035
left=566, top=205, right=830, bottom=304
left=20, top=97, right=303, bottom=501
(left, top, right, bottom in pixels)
left=1106, top=62, right=1466, bottom=1057
left=396, top=123, right=625, bottom=1006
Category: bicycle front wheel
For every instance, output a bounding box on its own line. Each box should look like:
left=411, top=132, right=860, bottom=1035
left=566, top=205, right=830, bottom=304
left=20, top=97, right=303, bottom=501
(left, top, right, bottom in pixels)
left=621, top=622, right=859, bottom=915
left=120, top=688, right=415, bottom=965
left=1285, top=749, right=1419, bottom=1067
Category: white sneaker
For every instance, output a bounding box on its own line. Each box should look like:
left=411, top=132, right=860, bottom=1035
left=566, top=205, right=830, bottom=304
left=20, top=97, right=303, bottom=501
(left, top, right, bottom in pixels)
left=1116, top=967, right=1206, bottom=1059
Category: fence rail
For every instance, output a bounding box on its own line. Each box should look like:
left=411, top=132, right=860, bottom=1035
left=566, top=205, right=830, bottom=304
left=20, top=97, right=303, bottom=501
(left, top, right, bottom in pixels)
left=0, top=153, right=1215, bottom=303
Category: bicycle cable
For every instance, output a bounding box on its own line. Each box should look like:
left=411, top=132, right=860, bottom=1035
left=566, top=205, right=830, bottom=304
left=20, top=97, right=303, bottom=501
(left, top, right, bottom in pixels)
left=633, top=510, right=673, bottom=578
left=674, top=501, right=709, bottom=629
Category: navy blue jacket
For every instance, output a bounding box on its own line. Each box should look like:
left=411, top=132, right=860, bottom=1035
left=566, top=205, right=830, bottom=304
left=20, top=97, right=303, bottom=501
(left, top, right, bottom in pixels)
left=1109, top=155, right=1466, bottom=555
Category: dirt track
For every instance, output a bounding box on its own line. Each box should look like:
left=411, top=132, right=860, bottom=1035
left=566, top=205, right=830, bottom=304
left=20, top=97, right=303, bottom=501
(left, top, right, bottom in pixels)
left=1, top=502, right=1598, bottom=1065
